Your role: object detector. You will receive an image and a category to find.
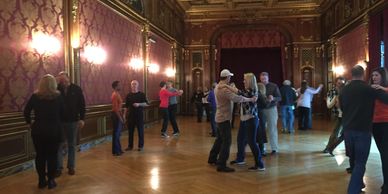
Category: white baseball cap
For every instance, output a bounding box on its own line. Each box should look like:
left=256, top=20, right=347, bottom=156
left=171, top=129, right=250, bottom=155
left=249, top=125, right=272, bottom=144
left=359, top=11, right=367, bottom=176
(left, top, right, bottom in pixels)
left=220, top=69, right=234, bottom=77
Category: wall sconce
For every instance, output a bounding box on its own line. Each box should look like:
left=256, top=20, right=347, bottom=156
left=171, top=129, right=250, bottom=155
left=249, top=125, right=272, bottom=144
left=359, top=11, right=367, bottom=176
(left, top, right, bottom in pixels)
left=165, top=67, right=176, bottom=77
left=83, top=46, right=107, bottom=65
left=148, top=63, right=159, bottom=74
left=31, top=32, right=61, bottom=55
left=333, top=65, right=345, bottom=75
left=129, top=58, right=144, bottom=70
left=148, top=37, right=156, bottom=44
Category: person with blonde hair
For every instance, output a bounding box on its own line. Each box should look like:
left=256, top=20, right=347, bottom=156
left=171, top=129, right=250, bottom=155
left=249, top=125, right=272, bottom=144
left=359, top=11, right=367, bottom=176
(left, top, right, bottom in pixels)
left=24, top=74, right=64, bottom=189
left=230, top=73, right=265, bottom=171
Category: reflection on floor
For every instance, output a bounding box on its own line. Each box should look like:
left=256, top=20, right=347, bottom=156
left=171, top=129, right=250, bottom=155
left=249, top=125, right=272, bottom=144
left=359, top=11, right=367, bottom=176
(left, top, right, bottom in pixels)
left=0, top=116, right=383, bottom=194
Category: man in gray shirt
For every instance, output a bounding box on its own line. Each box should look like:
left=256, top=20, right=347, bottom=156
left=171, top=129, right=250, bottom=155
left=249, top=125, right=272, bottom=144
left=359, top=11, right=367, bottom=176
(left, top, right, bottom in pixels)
left=167, top=80, right=180, bottom=136
left=260, top=72, right=281, bottom=154
left=208, top=69, right=257, bottom=172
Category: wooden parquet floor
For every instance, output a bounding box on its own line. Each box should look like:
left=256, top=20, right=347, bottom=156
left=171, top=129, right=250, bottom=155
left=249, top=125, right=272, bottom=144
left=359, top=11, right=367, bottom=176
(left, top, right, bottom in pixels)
left=0, top=116, right=383, bottom=194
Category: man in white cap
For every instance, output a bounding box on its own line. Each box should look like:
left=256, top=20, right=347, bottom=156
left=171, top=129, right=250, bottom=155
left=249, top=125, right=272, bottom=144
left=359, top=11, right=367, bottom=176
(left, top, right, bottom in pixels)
left=208, top=69, right=257, bottom=172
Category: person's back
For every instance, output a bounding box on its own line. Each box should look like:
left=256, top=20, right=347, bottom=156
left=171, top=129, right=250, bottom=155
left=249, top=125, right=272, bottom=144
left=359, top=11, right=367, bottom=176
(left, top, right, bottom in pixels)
left=215, top=83, right=233, bottom=123
left=280, top=85, right=296, bottom=106
left=340, top=80, right=379, bottom=131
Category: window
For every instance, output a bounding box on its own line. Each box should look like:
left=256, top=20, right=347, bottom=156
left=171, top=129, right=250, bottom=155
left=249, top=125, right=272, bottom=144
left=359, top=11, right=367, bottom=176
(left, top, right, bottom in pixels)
left=381, top=41, right=385, bottom=67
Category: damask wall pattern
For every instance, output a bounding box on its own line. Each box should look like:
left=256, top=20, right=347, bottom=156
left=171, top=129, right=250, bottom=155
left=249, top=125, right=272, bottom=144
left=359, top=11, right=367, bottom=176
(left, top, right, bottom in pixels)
left=336, top=24, right=367, bottom=79
left=79, top=0, right=143, bottom=105
left=0, top=0, right=65, bottom=113
left=147, top=32, right=172, bottom=101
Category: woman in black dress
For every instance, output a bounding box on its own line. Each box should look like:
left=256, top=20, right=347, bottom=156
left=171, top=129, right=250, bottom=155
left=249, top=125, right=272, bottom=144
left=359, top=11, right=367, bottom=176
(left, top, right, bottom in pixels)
left=24, top=74, right=64, bottom=189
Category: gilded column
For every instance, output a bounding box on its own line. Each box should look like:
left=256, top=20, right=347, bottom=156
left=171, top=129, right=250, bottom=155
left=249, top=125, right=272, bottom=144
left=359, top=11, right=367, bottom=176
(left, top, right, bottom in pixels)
left=142, top=24, right=150, bottom=95
left=71, top=0, right=81, bottom=85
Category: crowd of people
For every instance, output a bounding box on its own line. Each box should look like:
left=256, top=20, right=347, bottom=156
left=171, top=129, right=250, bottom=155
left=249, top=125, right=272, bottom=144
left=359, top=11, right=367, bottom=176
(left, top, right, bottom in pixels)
left=23, top=66, right=388, bottom=194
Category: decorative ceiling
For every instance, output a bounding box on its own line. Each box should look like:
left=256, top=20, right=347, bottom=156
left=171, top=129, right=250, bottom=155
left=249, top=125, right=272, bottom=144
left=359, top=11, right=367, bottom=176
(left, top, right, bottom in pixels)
left=175, top=0, right=327, bottom=22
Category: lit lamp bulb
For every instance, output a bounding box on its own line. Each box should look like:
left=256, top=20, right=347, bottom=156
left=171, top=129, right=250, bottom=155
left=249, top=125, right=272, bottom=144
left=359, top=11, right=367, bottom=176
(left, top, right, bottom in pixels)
left=31, top=33, right=61, bottom=55
left=333, top=66, right=345, bottom=75
left=148, top=63, right=160, bottom=74
left=129, top=58, right=144, bottom=70
left=165, top=68, right=176, bottom=77
left=84, top=46, right=107, bottom=65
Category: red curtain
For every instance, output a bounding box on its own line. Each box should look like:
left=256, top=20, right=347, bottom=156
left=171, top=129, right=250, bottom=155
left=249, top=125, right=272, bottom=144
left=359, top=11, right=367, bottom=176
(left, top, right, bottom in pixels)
left=220, top=47, right=283, bottom=89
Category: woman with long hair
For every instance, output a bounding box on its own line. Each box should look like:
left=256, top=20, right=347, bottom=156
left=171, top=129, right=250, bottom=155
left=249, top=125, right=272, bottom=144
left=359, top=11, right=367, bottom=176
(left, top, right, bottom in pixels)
left=230, top=73, right=265, bottom=171
left=323, top=77, right=346, bottom=156
left=256, top=82, right=269, bottom=156
left=24, top=74, right=64, bottom=189
left=296, top=80, right=323, bottom=130
left=370, top=67, right=388, bottom=194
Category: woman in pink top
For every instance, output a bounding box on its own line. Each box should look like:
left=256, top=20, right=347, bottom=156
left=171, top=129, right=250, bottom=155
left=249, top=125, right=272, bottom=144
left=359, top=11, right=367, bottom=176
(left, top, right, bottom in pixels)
left=370, top=67, right=388, bottom=194
left=159, top=81, right=183, bottom=137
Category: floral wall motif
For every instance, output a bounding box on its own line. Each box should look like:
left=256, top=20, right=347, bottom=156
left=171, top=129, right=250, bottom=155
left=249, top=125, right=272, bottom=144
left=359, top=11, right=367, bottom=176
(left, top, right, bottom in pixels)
left=336, top=24, right=367, bottom=79
left=79, top=0, right=143, bottom=105
left=0, top=0, right=65, bottom=113
left=148, top=32, right=172, bottom=101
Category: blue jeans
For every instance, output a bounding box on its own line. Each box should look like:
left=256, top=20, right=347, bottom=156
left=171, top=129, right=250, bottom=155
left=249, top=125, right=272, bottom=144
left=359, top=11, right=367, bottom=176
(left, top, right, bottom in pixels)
left=168, top=104, right=180, bottom=133
left=111, top=112, right=123, bottom=154
left=235, top=117, right=264, bottom=168
left=281, top=105, right=294, bottom=132
left=298, top=107, right=312, bottom=130
left=210, top=107, right=217, bottom=135
left=57, top=122, right=78, bottom=170
left=208, top=121, right=232, bottom=167
left=344, top=130, right=371, bottom=194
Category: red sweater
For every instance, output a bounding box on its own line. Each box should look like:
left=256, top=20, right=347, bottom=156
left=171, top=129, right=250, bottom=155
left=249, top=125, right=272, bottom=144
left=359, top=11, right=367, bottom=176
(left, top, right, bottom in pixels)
left=159, top=89, right=179, bottom=108
left=373, top=99, right=388, bottom=123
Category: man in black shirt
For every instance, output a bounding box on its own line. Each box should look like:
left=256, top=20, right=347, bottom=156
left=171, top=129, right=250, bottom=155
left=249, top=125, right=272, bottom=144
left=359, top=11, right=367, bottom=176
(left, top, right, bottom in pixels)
left=56, top=72, right=86, bottom=176
left=124, top=80, right=148, bottom=151
left=339, top=66, right=388, bottom=194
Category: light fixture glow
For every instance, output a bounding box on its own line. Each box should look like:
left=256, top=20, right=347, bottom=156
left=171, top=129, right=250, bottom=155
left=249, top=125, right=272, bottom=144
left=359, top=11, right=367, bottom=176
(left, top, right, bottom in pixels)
left=71, top=39, right=80, bottom=49
left=31, top=33, right=60, bottom=55
left=84, top=46, right=107, bottom=65
left=148, top=63, right=160, bottom=74
left=165, top=67, right=176, bottom=77
left=129, top=58, right=144, bottom=70
left=333, top=66, right=345, bottom=75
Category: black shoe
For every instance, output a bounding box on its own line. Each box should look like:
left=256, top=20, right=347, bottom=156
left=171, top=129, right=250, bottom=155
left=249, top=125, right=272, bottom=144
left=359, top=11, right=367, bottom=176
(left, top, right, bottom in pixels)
left=68, top=168, right=75, bottom=175
left=248, top=166, right=265, bottom=171
left=54, top=170, right=62, bottom=178
left=217, top=166, right=235, bottom=172
left=47, top=179, right=57, bottom=189
left=328, top=151, right=335, bottom=157
left=230, top=160, right=246, bottom=165
left=211, top=134, right=216, bottom=137
left=322, top=148, right=329, bottom=153
left=346, top=167, right=352, bottom=174
left=38, top=180, right=47, bottom=189
left=208, top=161, right=217, bottom=166
left=125, top=147, right=133, bottom=151
left=271, top=150, right=278, bottom=155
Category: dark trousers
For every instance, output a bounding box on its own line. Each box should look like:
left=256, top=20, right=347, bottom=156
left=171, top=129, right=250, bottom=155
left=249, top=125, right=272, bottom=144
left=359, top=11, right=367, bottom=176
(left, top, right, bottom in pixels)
left=298, top=107, right=312, bottom=130
left=344, top=130, right=371, bottom=194
left=325, top=117, right=344, bottom=152
left=235, top=117, right=264, bottom=168
left=208, top=121, right=232, bottom=167
left=195, top=103, right=203, bottom=122
left=111, top=112, right=123, bottom=154
left=204, top=103, right=211, bottom=121
left=168, top=104, right=180, bottom=133
left=210, top=107, right=217, bottom=135
left=373, top=123, right=388, bottom=193
left=128, top=116, right=144, bottom=149
left=160, top=108, right=169, bottom=133
left=32, top=136, right=59, bottom=181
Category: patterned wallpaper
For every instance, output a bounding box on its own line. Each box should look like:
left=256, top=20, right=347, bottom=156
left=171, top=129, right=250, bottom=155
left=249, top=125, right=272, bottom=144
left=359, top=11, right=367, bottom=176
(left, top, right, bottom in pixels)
left=148, top=32, right=172, bottom=101
left=79, top=0, right=143, bottom=105
left=336, top=24, right=367, bottom=79
left=0, top=0, right=65, bottom=113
